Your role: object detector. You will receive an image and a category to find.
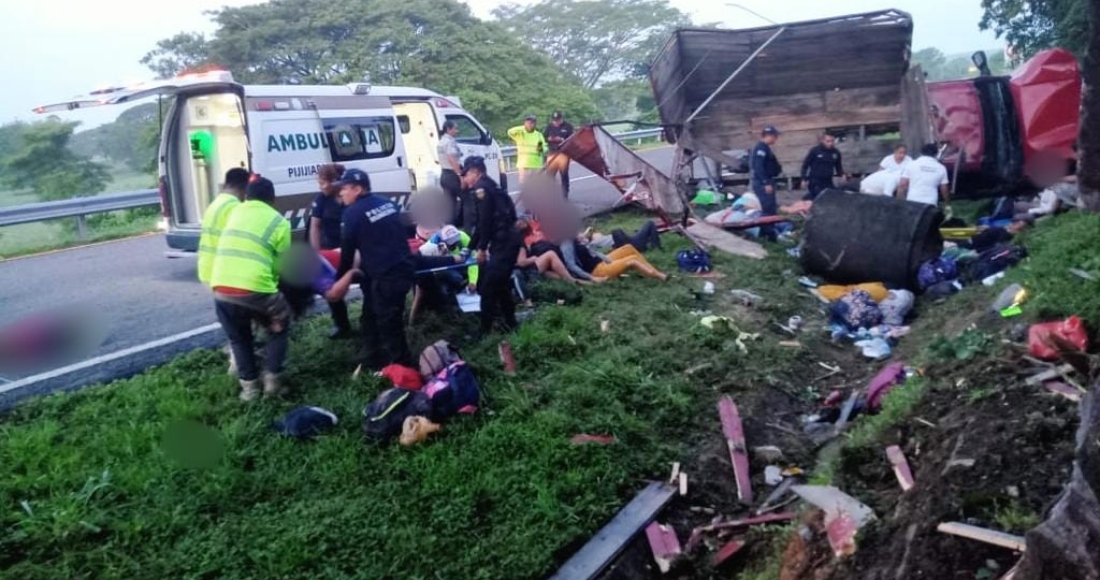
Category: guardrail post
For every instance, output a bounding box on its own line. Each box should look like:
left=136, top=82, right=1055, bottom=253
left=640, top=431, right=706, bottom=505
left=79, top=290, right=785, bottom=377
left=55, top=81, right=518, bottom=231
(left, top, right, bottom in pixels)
left=75, top=215, right=87, bottom=241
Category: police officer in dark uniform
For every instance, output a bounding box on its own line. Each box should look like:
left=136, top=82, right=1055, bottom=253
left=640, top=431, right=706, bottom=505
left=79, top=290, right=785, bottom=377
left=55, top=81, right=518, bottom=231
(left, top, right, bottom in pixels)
left=329, top=168, right=416, bottom=369
left=751, top=125, right=783, bottom=216
left=800, top=133, right=844, bottom=201
left=462, top=156, right=521, bottom=335
left=543, top=111, right=575, bottom=198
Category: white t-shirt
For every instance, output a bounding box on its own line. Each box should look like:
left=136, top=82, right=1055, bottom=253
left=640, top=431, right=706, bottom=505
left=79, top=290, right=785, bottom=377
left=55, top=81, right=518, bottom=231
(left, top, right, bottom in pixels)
left=880, top=154, right=913, bottom=173
left=901, top=156, right=948, bottom=206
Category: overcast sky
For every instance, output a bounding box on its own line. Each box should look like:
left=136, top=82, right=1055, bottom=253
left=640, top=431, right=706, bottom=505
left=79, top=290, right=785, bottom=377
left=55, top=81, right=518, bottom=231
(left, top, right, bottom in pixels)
left=0, top=0, right=1003, bottom=131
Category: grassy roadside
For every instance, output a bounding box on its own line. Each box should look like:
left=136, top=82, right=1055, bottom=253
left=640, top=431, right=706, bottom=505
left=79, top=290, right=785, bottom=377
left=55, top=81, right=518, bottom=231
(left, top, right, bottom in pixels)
left=0, top=209, right=816, bottom=579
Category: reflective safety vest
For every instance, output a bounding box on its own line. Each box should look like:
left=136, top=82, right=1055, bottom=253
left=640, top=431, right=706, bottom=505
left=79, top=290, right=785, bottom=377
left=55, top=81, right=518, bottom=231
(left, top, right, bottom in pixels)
left=507, top=126, right=548, bottom=170
left=209, top=200, right=291, bottom=294
left=197, top=193, right=241, bottom=287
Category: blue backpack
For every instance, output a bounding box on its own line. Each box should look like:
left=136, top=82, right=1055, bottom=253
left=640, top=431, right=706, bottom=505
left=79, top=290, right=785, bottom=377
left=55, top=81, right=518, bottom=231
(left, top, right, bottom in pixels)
left=422, top=361, right=482, bottom=420
left=677, top=249, right=713, bottom=274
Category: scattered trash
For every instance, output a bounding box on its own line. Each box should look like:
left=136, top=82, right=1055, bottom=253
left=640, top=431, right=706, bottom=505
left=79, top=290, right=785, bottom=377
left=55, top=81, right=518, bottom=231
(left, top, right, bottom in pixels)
left=570, top=434, right=618, bottom=445
left=990, top=283, right=1027, bottom=313
left=669, top=462, right=681, bottom=484
left=683, top=362, right=714, bottom=376
left=1024, top=363, right=1075, bottom=387
left=718, top=396, right=753, bottom=504
left=1068, top=267, right=1097, bottom=281
left=729, top=289, right=764, bottom=305
left=1028, top=316, right=1088, bottom=360
left=982, top=271, right=1006, bottom=286
left=272, top=406, right=338, bottom=440
left=1006, top=485, right=1020, bottom=498
left=702, top=281, right=716, bottom=294
left=797, top=276, right=819, bottom=288
left=791, top=485, right=877, bottom=558
left=600, top=319, right=610, bottom=333
left=855, top=337, right=891, bottom=360
left=1044, top=381, right=1083, bottom=403
left=787, top=315, right=803, bottom=331
left=865, top=363, right=908, bottom=412
left=399, top=416, right=442, bottom=446
left=679, top=472, right=688, bottom=496
left=885, top=445, right=915, bottom=491
left=779, top=340, right=802, bottom=348
left=645, top=522, right=682, bottom=574
left=752, top=446, right=785, bottom=463
left=936, top=522, right=1026, bottom=552
left=757, top=476, right=798, bottom=515
left=764, top=465, right=784, bottom=486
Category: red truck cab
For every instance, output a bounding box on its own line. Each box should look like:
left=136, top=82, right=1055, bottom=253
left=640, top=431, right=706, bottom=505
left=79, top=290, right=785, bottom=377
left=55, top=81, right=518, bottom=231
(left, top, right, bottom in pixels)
left=926, top=49, right=1081, bottom=196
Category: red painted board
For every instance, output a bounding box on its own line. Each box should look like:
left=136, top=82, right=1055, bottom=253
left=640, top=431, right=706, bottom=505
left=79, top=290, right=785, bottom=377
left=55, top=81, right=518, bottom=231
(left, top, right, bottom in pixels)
left=645, top=522, right=682, bottom=573
left=712, top=539, right=748, bottom=567
left=718, top=396, right=753, bottom=504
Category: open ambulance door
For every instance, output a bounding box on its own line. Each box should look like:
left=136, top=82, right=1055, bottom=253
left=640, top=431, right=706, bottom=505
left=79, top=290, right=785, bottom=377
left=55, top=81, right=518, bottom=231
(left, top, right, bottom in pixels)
left=33, top=71, right=250, bottom=243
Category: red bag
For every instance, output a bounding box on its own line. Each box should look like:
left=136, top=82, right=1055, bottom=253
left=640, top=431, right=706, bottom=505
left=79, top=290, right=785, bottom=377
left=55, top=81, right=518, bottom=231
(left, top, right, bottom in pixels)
left=1028, top=316, right=1088, bottom=360
left=379, top=364, right=424, bottom=391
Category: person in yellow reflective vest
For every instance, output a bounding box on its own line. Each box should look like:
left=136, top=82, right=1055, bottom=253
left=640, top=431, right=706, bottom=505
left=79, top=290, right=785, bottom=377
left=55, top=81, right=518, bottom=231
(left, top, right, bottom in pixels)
left=209, top=176, right=293, bottom=402
left=507, top=114, right=548, bottom=185
left=197, top=168, right=251, bottom=287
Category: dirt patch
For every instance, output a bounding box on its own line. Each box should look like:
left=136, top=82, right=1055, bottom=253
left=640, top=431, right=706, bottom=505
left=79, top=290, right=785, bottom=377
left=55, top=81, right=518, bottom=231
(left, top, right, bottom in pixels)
left=767, top=347, right=1080, bottom=580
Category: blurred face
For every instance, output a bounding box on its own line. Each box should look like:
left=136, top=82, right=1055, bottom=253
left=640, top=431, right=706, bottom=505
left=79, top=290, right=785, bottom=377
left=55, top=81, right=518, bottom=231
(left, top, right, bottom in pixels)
left=552, top=117, right=562, bottom=126
left=822, top=135, right=836, bottom=149
left=447, top=125, right=459, bottom=137
left=339, top=183, right=364, bottom=206
left=317, top=176, right=338, bottom=196
left=524, top=120, right=536, bottom=131
left=763, top=134, right=777, bottom=145
left=462, top=169, right=482, bottom=188
left=895, top=146, right=908, bottom=161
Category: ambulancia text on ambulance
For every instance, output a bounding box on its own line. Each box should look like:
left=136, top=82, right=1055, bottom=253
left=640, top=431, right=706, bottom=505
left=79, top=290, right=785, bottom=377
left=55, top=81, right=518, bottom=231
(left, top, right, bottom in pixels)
left=34, top=69, right=507, bottom=256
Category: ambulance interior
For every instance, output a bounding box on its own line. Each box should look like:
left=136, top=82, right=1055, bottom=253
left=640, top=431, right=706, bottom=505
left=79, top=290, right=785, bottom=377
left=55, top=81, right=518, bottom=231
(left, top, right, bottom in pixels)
left=393, top=101, right=440, bottom=191
left=170, top=92, right=250, bottom=226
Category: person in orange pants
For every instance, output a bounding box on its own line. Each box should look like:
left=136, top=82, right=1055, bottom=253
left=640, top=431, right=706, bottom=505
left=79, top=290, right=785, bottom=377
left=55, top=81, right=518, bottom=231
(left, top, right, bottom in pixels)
left=565, top=241, right=668, bottom=282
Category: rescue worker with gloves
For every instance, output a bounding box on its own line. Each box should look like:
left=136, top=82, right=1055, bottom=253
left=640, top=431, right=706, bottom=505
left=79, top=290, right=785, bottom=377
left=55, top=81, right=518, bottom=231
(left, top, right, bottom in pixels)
left=463, top=156, right=522, bottom=336
left=750, top=125, right=783, bottom=216
left=327, top=168, right=417, bottom=370
left=208, top=175, right=293, bottom=402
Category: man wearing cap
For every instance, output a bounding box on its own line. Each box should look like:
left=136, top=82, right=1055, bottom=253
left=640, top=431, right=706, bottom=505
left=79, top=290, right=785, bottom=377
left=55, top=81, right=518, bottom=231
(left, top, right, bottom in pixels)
left=462, top=155, right=521, bottom=335
left=209, top=175, right=293, bottom=401
left=751, top=126, right=783, bottom=216
left=507, top=114, right=549, bottom=185
left=543, top=111, right=575, bottom=198
left=327, top=168, right=416, bottom=370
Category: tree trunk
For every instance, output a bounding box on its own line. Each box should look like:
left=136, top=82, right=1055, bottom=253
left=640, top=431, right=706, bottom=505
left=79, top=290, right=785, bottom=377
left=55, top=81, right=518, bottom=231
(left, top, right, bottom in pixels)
left=1080, top=0, right=1100, bottom=211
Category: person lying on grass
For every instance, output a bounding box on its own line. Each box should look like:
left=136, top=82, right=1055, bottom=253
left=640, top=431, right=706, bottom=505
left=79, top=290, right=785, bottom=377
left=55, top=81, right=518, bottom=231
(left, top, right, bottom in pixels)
left=564, top=238, right=669, bottom=283
left=580, top=220, right=662, bottom=253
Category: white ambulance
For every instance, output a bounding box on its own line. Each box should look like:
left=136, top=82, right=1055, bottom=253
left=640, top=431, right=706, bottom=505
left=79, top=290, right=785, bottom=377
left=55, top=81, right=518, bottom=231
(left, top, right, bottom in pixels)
left=34, top=69, right=507, bottom=256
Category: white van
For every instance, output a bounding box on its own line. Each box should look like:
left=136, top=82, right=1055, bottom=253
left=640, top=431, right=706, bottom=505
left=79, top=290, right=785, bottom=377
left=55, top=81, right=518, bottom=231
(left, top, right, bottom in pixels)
left=34, top=69, right=508, bottom=256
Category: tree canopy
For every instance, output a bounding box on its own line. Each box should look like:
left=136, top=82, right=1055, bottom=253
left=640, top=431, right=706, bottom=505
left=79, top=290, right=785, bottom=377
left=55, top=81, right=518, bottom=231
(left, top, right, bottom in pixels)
left=69, top=103, right=161, bottom=173
left=491, top=0, right=690, bottom=90
left=911, top=47, right=1012, bottom=81
left=0, top=119, right=111, bottom=202
left=979, top=0, right=1089, bottom=59
left=140, top=0, right=599, bottom=135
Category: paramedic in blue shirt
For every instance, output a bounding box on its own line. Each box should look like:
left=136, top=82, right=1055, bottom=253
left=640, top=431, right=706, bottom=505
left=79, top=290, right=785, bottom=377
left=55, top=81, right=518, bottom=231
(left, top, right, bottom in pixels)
left=328, top=168, right=416, bottom=369
left=309, top=163, right=351, bottom=339
left=751, top=126, right=783, bottom=216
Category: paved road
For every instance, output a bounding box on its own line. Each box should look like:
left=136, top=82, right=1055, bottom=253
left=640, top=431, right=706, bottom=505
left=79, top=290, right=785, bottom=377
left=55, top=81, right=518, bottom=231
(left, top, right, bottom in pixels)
left=0, top=147, right=675, bottom=383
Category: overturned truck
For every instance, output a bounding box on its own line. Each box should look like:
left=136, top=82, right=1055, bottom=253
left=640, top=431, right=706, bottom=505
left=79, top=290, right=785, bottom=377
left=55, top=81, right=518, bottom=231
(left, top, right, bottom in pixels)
left=648, top=9, right=917, bottom=187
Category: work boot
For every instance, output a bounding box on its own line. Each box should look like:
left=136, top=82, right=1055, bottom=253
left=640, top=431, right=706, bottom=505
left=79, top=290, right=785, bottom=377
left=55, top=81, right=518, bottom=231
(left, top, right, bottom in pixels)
left=262, top=372, right=287, bottom=399
left=238, top=379, right=260, bottom=402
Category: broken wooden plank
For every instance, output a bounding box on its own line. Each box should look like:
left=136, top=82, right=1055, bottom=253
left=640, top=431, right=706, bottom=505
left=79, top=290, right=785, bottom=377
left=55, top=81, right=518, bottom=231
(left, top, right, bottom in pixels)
left=1045, top=381, right=1083, bottom=403
left=757, top=476, right=798, bottom=515
left=712, top=539, right=748, bottom=567
left=885, top=445, right=915, bottom=491
left=936, top=522, right=1027, bottom=552
left=834, top=390, right=860, bottom=432
left=678, top=472, right=688, bottom=496
left=644, top=522, right=682, bottom=574
left=694, top=512, right=797, bottom=534
left=718, top=396, right=754, bottom=504
left=669, top=462, right=681, bottom=484
left=547, top=482, right=678, bottom=580
left=684, top=221, right=767, bottom=260
left=1024, top=364, right=1075, bottom=387
left=792, top=485, right=877, bottom=557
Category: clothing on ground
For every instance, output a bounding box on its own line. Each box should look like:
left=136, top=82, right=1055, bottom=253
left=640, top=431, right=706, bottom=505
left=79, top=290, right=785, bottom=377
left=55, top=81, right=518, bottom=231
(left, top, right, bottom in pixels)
left=817, top=282, right=890, bottom=303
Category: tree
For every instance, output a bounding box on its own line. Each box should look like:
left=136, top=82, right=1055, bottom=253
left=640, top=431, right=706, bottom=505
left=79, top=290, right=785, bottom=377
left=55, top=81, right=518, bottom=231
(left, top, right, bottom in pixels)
left=911, top=47, right=1012, bottom=81
left=980, top=0, right=1089, bottom=60
left=492, top=0, right=689, bottom=89
left=0, top=120, right=111, bottom=202
left=69, top=102, right=161, bottom=172
left=1079, top=0, right=1099, bottom=210
left=141, top=0, right=598, bottom=136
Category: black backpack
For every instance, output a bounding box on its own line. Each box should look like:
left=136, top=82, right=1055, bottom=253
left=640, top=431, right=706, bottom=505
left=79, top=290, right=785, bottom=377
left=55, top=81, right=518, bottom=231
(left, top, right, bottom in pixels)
left=362, top=388, right=434, bottom=443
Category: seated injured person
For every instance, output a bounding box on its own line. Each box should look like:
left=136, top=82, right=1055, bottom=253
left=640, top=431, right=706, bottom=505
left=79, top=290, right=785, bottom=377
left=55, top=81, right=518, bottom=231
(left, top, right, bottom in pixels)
left=704, top=191, right=762, bottom=226
left=515, top=218, right=591, bottom=285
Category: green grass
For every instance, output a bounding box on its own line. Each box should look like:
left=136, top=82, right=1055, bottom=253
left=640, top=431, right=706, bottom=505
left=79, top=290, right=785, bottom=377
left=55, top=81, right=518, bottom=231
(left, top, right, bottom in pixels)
left=1010, top=211, right=1100, bottom=327
left=991, top=499, right=1042, bottom=534
left=0, top=211, right=817, bottom=579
